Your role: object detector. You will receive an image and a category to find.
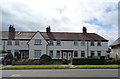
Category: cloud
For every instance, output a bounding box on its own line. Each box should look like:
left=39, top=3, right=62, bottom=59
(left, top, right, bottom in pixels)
left=0, top=0, right=119, bottom=45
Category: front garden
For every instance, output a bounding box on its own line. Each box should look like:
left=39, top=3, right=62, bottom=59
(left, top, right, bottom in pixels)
left=1, top=51, right=120, bottom=69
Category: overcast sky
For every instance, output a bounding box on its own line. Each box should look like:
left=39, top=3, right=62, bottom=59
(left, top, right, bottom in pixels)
left=0, top=0, right=119, bottom=45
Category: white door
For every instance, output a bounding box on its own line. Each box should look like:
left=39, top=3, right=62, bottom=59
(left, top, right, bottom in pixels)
left=63, top=52, right=67, bottom=59
left=68, top=52, right=72, bottom=60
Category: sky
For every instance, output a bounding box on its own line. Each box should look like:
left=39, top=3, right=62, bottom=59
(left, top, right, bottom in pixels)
left=0, top=0, right=119, bottom=45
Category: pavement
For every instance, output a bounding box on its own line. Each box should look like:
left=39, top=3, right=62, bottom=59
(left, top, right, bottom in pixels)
left=1, top=69, right=119, bottom=77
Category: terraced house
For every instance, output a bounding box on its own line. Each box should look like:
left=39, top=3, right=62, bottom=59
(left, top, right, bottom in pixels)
left=1, top=25, right=108, bottom=60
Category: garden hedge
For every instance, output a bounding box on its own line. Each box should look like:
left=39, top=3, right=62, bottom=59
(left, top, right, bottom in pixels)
left=72, top=58, right=105, bottom=65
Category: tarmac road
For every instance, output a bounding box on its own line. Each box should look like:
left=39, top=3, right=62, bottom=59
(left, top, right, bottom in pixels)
left=1, top=69, right=119, bottom=77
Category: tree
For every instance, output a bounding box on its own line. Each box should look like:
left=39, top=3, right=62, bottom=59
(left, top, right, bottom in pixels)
left=40, top=54, right=52, bottom=64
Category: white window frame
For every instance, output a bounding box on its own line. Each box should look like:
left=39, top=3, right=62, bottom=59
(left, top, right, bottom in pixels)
left=49, top=50, right=53, bottom=58
left=91, top=51, right=95, bottom=57
left=81, top=51, right=85, bottom=57
left=15, top=40, right=19, bottom=45
left=97, top=41, right=101, bottom=46
left=48, top=40, right=54, bottom=46
left=97, top=51, right=101, bottom=56
left=74, top=51, right=78, bottom=57
left=34, top=39, right=41, bottom=45
left=56, top=51, right=60, bottom=58
left=34, top=50, right=41, bottom=59
left=56, top=40, right=61, bottom=46
left=7, top=40, right=12, bottom=45
left=81, top=41, right=85, bottom=46
left=90, top=41, right=94, bottom=46
left=74, top=40, right=78, bottom=46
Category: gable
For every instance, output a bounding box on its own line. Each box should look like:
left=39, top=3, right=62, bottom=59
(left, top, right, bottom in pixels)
left=28, top=31, right=47, bottom=44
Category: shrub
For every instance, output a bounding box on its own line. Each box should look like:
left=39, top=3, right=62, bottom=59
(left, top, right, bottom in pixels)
left=62, top=58, right=68, bottom=64
left=105, top=58, right=120, bottom=64
left=40, top=54, right=52, bottom=64
left=33, top=60, right=42, bottom=65
left=51, top=59, right=63, bottom=65
left=12, top=59, right=41, bottom=65
left=100, top=56, right=106, bottom=60
left=3, top=53, right=13, bottom=65
left=40, top=54, right=51, bottom=61
left=0, top=50, right=7, bottom=54
left=72, top=58, right=105, bottom=65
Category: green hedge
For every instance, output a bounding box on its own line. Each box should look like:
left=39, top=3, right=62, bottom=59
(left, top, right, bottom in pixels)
left=12, top=59, right=40, bottom=65
left=105, top=58, right=120, bottom=64
left=72, top=58, right=105, bottom=65
left=12, top=59, right=65, bottom=65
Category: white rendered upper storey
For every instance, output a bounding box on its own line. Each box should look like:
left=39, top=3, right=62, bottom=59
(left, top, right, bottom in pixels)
left=1, top=25, right=109, bottom=60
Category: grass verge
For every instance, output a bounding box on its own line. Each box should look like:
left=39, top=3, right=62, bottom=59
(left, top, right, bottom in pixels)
left=74, top=65, right=120, bottom=68
left=3, top=65, right=69, bottom=69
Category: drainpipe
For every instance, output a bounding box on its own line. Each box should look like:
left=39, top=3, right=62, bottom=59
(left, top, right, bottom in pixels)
left=3, top=40, right=5, bottom=51
left=87, top=41, right=89, bottom=58
left=46, top=44, right=48, bottom=55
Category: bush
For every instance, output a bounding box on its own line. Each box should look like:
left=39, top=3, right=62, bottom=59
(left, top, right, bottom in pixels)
left=105, top=58, right=120, bottom=64
left=3, top=53, right=13, bottom=65
left=100, top=56, right=106, bottom=60
left=0, top=50, right=7, bottom=54
left=40, top=54, right=52, bottom=65
left=62, top=58, right=68, bottom=64
left=72, top=58, right=105, bottom=65
left=51, top=59, right=63, bottom=65
left=12, top=59, right=42, bottom=65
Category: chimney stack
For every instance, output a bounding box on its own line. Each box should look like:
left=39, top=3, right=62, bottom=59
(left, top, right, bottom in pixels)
left=83, top=27, right=87, bottom=33
left=9, top=25, right=15, bottom=39
left=46, top=26, right=51, bottom=33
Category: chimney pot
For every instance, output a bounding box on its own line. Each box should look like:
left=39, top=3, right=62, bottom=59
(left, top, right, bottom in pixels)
left=83, top=27, right=87, bottom=33
left=46, top=26, right=51, bottom=33
left=9, top=25, right=15, bottom=39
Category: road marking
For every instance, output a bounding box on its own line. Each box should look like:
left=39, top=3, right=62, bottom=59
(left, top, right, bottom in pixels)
left=10, top=74, right=21, bottom=77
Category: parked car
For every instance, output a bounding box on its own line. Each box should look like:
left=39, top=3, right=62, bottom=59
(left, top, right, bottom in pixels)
left=0, top=53, right=7, bottom=65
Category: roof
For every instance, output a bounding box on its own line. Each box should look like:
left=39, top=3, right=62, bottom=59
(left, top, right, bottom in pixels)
left=1, top=31, right=108, bottom=41
left=110, top=37, right=120, bottom=46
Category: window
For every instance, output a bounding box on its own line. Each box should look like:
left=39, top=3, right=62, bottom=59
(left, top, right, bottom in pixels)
left=49, top=50, right=53, bottom=58
left=48, top=40, right=54, bottom=46
left=97, top=51, right=101, bottom=56
left=81, top=41, right=85, bottom=46
left=56, top=51, right=60, bottom=58
left=15, top=40, right=19, bottom=45
left=7, top=40, right=12, bottom=45
left=97, top=41, right=101, bottom=46
left=34, top=50, right=41, bottom=58
left=34, top=39, right=41, bottom=45
left=7, top=50, right=11, bottom=53
left=14, top=50, right=19, bottom=57
left=56, top=40, right=61, bottom=46
left=74, top=51, right=78, bottom=57
left=91, top=51, right=95, bottom=57
left=90, top=41, right=94, bottom=46
left=81, top=51, right=85, bottom=57
left=74, top=41, right=78, bottom=46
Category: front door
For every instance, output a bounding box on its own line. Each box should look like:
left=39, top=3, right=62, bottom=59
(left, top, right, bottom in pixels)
left=68, top=52, right=72, bottom=60
left=63, top=52, right=67, bottom=59
left=20, top=51, right=29, bottom=59
left=62, top=51, right=73, bottom=60
left=21, top=52, right=25, bottom=59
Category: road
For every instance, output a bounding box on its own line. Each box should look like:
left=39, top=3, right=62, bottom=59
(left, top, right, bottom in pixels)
left=1, top=69, right=119, bottom=77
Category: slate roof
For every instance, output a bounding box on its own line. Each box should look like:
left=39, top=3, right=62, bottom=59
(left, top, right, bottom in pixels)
left=110, top=37, right=120, bottom=46
left=1, top=31, right=108, bottom=41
